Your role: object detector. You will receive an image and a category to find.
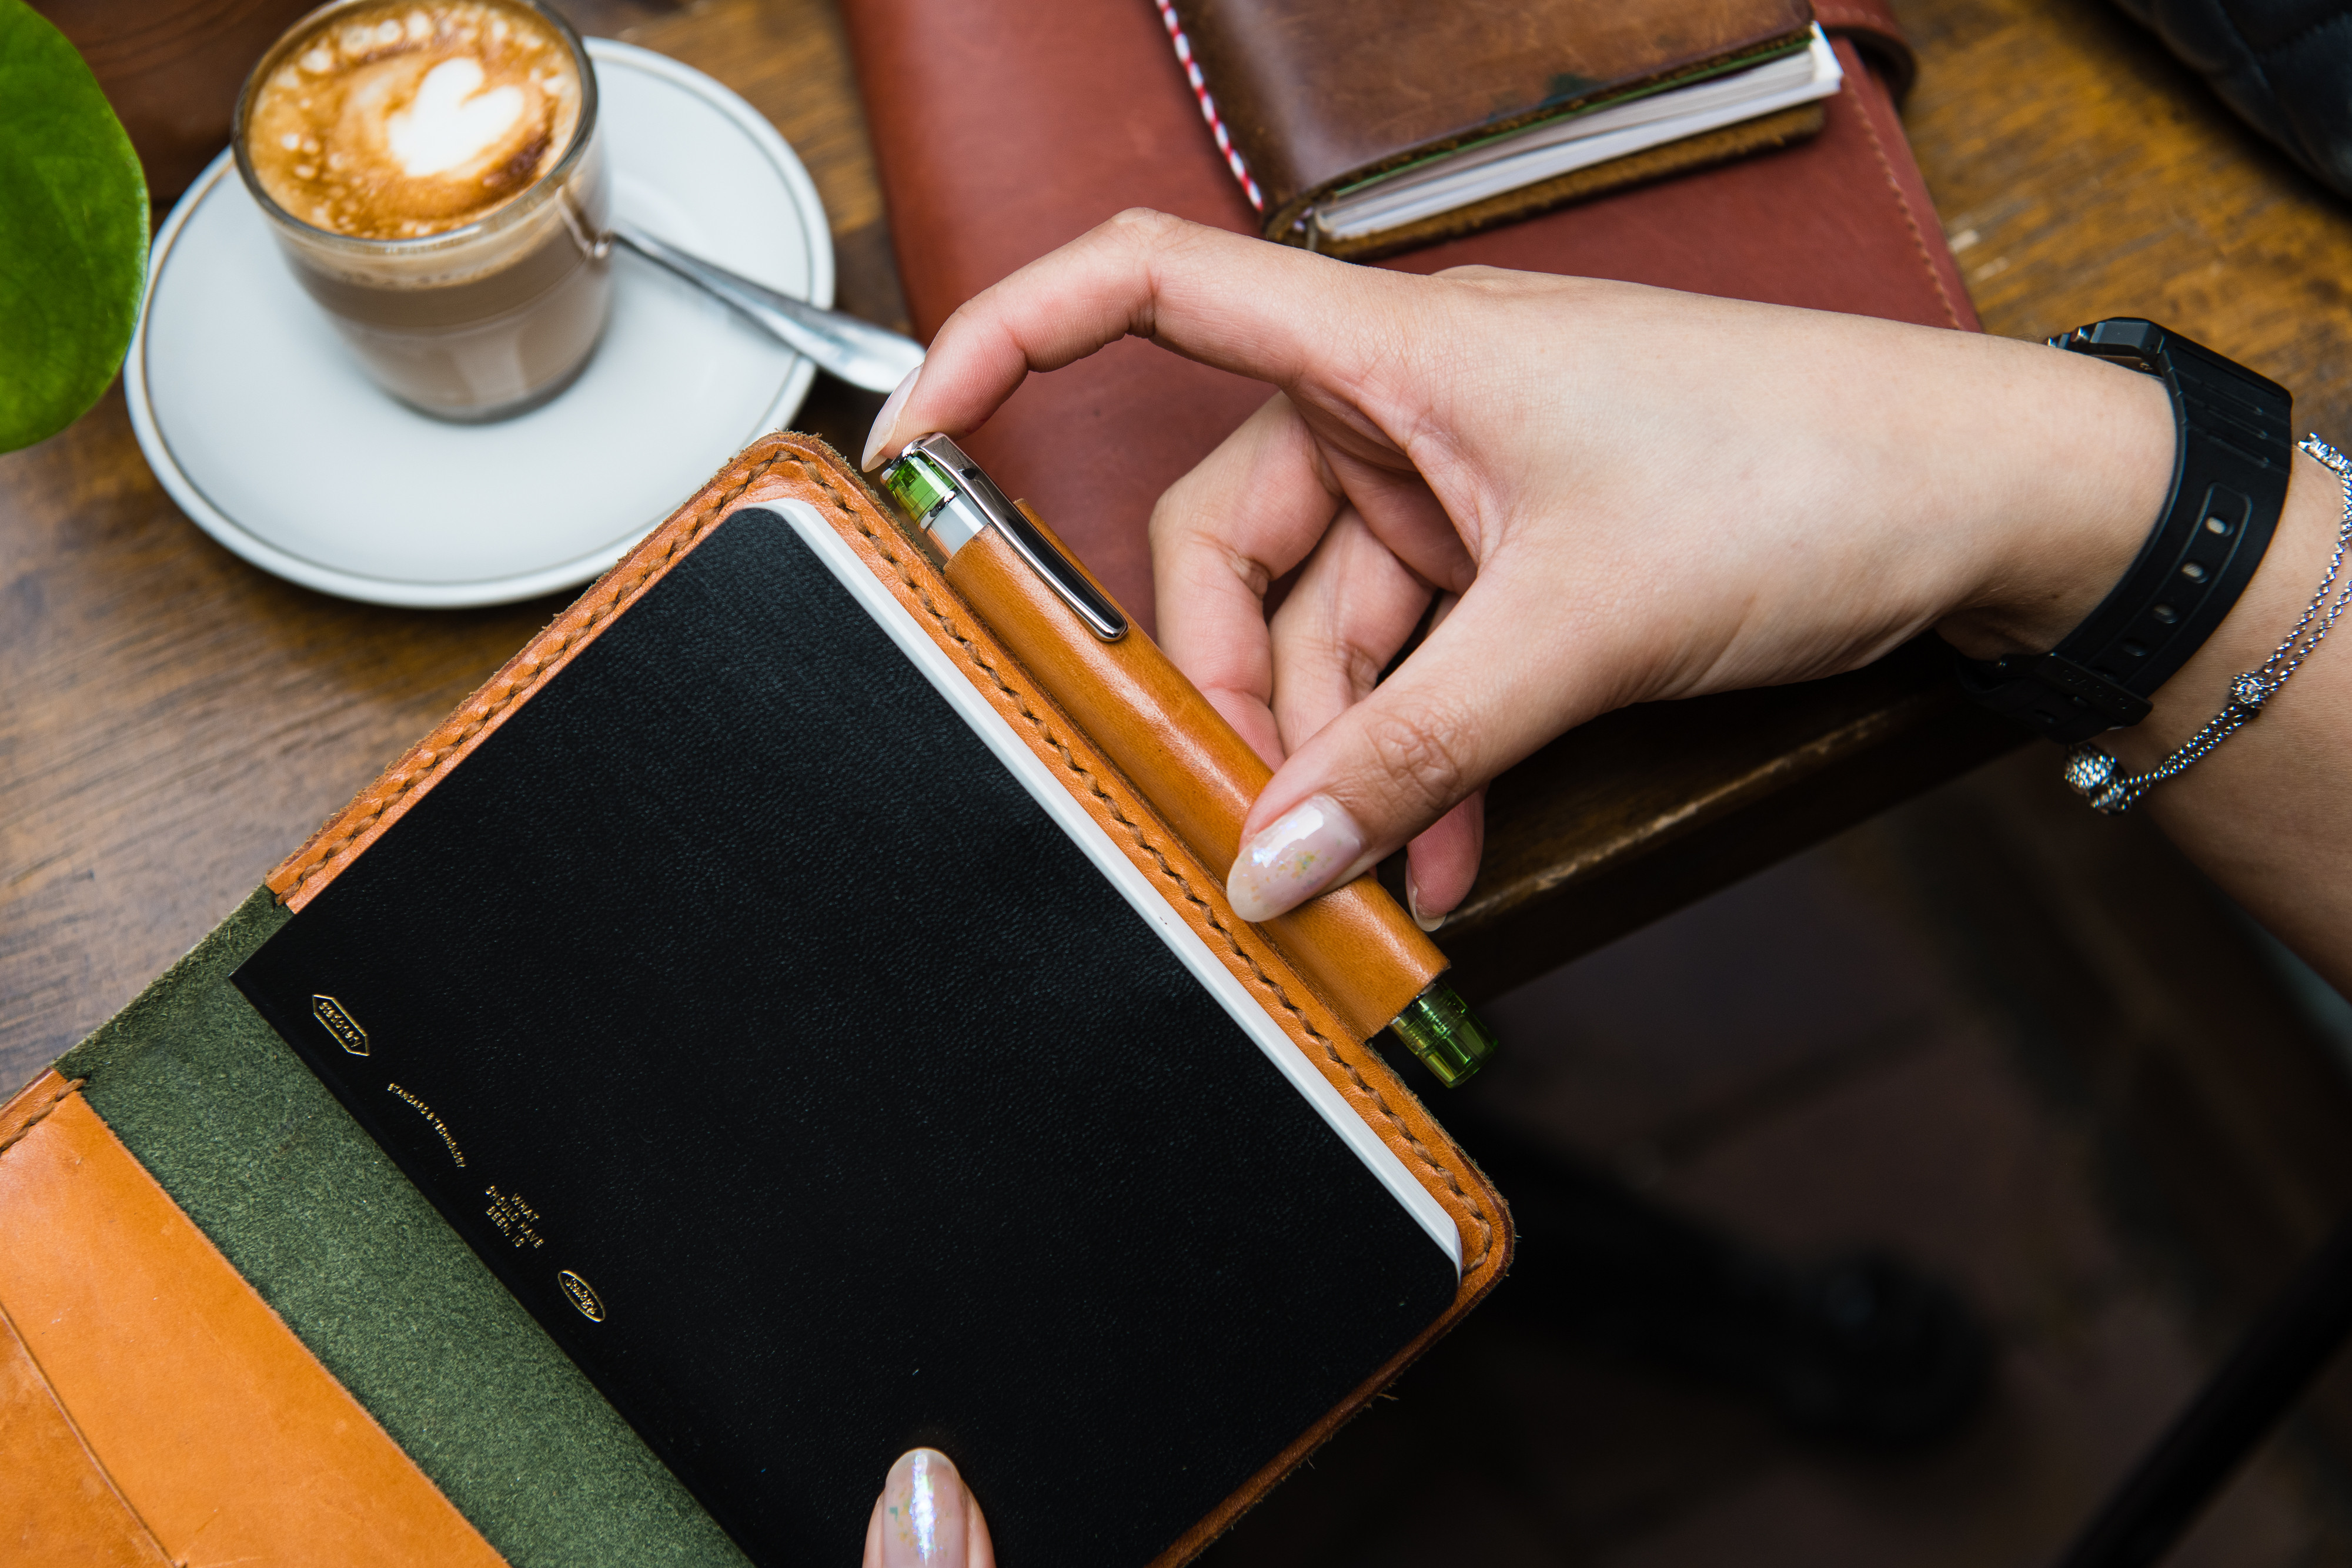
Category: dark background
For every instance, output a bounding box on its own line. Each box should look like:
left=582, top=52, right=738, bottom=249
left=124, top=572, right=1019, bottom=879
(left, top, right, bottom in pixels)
left=1198, top=753, right=2352, bottom=1566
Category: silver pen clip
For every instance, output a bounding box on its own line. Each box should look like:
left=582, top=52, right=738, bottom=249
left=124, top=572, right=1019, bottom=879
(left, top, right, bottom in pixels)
left=881, top=434, right=1128, bottom=642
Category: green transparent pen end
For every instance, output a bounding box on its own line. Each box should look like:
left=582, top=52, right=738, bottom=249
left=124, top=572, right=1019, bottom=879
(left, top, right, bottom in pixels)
left=880, top=448, right=954, bottom=524
left=1388, top=981, right=1498, bottom=1088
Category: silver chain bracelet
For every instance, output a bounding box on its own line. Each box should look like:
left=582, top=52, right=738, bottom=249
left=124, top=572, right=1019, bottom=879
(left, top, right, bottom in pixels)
left=2064, top=434, right=2352, bottom=814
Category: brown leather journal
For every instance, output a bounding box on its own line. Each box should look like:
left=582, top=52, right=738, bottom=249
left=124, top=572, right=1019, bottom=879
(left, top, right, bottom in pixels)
left=1164, top=0, right=1828, bottom=258
left=4, top=436, right=1508, bottom=1568
left=840, top=0, right=1972, bottom=638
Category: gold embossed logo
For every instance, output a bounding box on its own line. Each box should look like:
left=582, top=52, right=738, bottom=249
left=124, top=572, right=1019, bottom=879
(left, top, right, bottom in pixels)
left=558, top=1270, right=605, bottom=1322
left=312, top=995, right=369, bottom=1057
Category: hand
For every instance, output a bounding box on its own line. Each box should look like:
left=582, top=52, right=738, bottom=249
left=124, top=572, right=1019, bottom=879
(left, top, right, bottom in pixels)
left=862, top=1449, right=995, bottom=1568
left=864, top=210, right=2175, bottom=924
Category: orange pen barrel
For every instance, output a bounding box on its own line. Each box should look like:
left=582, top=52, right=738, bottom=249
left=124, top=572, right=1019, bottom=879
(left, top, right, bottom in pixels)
left=945, top=511, right=1445, bottom=1046
left=882, top=433, right=1495, bottom=1085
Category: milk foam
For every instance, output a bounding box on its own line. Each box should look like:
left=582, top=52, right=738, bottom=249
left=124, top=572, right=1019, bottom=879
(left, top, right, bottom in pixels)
left=245, top=0, right=582, bottom=241
left=387, top=59, right=525, bottom=177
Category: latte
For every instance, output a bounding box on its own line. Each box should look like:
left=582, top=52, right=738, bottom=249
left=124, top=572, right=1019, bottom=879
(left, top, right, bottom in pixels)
left=245, top=1, right=582, bottom=240
left=235, top=0, right=612, bottom=421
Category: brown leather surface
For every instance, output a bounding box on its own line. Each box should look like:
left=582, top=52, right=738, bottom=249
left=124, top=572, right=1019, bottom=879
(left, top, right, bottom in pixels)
left=0, top=1290, right=172, bottom=1568
left=948, top=516, right=1442, bottom=1042
left=1171, top=0, right=1815, bottom=242
left=839, top=0, right=1972, bottom=636
left=0, top=1071, right=508, bottom=1567
left=268, top=433, right=1510, bottom=1564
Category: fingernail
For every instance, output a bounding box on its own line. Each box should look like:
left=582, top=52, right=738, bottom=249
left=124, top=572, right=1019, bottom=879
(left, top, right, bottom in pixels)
left=862, top=360, right=924, bottom=470
left=1228, top=795, right=1363, bottom=922
left=1405, top=867, right=1445, bottom=933
left=878, top=1448, right=968, bottom=1567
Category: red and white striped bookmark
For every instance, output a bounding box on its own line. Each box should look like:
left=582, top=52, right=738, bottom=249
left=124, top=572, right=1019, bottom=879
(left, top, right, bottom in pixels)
left=1154, top=0, right=1264, bottom=213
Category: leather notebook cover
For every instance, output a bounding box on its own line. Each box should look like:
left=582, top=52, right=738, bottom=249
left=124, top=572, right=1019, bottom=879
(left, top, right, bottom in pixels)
left=838, top=0, right=1972, bottom=632
left=1168, top=0, right=1821, bottom=256
left=227, top=437, right=1506, bottom=1568
left=0, top=1071, right=510, bottom=1568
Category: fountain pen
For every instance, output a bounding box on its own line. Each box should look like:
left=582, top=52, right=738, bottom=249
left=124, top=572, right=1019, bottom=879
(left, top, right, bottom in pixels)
left=881, top=433, right=1496, bottom=1088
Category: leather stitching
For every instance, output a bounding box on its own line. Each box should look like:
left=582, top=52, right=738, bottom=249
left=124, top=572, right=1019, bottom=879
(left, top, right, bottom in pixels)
left=1840, top=54, right=1963, bottom=330
left=273, top=452, right=797, bottom=905
left=0, top=1079, right=86, bottom=1162
left=780, top=450, right=1498, bottom=1272
left=263, top=433, right=1497, bottom=1272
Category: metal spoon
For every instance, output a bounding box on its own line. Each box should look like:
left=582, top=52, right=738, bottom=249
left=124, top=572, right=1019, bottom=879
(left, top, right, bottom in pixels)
left=606, top=219, right=923, bottom=393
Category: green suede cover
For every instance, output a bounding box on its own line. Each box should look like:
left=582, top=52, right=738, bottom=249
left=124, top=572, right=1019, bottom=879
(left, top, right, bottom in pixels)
left=56, top=887, right=750, bottom=1568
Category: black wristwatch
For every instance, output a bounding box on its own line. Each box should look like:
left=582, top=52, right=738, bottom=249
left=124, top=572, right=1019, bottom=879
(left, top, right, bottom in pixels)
left=1952, top=319, right=2294, bottom=743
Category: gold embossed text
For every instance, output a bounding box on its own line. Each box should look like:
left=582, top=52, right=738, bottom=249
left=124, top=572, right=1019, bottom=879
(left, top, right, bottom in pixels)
left=385, top=1082, right=466, bottom=1168
left=485, top=1185, right=546, bottom=1249
left=312, top=994, right=369, bottom=1056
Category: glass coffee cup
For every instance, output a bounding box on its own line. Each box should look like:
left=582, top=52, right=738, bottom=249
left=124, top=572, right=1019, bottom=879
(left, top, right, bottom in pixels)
left=233, top=0, right=612, bottom=421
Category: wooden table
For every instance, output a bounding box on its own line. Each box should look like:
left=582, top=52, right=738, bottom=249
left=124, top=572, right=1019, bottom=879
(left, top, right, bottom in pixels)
left=8, top=0, right=2349, bottom=1089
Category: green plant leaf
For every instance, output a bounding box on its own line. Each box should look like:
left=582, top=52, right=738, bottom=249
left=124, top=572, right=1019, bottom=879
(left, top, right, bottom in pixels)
left=0, top=0, right=149, bottom=452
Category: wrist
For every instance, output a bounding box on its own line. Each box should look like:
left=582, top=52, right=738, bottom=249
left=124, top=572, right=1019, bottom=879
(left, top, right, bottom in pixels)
left=1933, top=346, right=2179, bottom=661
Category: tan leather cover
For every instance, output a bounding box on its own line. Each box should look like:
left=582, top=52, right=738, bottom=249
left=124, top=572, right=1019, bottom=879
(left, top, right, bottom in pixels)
left=266, top=432, right=1511, bottom=1563
left=0, top=1071, right=507, bottom=1568
left=948, top=513, right=1443, bottom=1042
left=0, top=1291, right=171, bottom=1567
left=1170, top=0, right=1819, bottom=248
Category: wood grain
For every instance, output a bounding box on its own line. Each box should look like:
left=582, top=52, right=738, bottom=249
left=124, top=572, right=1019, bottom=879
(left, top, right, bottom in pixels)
left=12, top=0, right=2352, bottom=1096
left=1895, top=0, right=2352, bottom=431
left=0, top=391, right=553, bottom=1086
left=0, top=0, right=888, bottom=1094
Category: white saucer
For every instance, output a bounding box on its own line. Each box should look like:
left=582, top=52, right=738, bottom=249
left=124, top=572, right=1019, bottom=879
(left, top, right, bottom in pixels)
left=127, top=41, right=832, bottom=607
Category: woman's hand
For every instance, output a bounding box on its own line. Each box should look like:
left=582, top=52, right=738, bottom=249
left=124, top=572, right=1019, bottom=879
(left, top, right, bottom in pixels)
left=861, top=1449, right=995, bottom=1568
left=864, top=210, right=2174, bottom=924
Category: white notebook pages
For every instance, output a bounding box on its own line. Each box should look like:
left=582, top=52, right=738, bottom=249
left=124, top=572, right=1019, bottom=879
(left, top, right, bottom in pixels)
left=1311, top=25, right=1843, bottom=245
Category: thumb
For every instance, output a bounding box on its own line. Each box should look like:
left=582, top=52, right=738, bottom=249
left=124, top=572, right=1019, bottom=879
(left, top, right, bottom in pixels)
left=862, top=1448, right=996, bottom=1568
left=1225, top=577, right=1603, bottom=922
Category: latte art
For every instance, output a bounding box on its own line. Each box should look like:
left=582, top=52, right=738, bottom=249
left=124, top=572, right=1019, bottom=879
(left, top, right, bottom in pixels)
left=235, top=0, right=612, bottom=420
left=245, top=0, right=582, bottom=240
left=387, top=59, right=525, bottom=178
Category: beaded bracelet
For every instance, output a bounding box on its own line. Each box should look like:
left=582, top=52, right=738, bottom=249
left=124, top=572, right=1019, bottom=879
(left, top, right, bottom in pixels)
left=2064, top=435, right=2352, bottom=814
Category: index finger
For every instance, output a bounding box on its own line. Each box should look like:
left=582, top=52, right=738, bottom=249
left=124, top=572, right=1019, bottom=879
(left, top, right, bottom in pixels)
left=861, top=209, right=1401, bottom=469
left=1151, top=390, right=1342, bottom=767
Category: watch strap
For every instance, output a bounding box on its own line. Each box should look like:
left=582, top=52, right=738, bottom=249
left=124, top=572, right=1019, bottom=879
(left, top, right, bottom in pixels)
left=1955, top=319, right=2293, bottom=743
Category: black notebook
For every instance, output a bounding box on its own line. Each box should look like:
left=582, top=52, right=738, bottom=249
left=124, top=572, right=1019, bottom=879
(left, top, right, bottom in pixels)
left=232, top=497, right=1461, bottom=1567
